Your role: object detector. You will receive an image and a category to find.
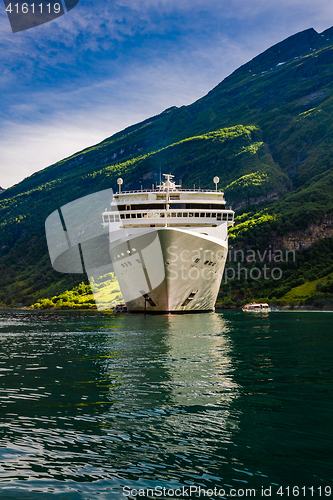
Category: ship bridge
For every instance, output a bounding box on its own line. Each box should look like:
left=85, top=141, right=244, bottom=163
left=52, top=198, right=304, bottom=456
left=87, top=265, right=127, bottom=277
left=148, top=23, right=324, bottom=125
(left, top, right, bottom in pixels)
left=102, top=174, right=234, bottom=229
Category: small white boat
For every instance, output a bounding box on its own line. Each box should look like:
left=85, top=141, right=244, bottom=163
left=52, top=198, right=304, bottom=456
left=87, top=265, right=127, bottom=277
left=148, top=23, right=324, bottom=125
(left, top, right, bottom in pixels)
left=113, top=303, right=127, bottom=313
left=242, top=303, right=271, bottom=312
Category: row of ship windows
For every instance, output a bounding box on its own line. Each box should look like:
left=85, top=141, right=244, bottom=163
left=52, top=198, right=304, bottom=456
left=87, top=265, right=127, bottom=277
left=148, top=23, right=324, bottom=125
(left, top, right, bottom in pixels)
left=115, top=203, right=226, bottom=210
left=103, top=212, right=234, bottom=222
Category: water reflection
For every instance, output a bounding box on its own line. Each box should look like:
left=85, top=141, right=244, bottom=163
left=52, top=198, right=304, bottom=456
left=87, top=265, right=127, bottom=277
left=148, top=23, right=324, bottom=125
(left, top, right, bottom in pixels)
left=0, top=310, right=240, bottom=494
left=1, top=310, right=330, bottom=497
left=107, top=313, right=239, bottom=409
left=95, top=313, right=241, bottom=492
left=161, top=313, right=237, bottom=407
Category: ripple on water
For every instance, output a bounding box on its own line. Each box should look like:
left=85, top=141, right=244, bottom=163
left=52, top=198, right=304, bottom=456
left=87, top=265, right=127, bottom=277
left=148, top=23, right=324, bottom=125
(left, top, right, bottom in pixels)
left=0, top=310, right=332, bottom=497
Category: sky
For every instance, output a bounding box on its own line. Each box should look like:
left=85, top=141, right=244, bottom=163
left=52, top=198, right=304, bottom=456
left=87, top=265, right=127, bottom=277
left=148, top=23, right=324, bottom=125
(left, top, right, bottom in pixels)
left=0, top=0, right=333, bottom=189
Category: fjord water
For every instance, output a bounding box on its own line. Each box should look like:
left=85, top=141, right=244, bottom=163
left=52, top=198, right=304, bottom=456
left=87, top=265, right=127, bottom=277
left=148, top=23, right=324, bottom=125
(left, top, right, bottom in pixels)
left=0, top=311, right=332, bottom=499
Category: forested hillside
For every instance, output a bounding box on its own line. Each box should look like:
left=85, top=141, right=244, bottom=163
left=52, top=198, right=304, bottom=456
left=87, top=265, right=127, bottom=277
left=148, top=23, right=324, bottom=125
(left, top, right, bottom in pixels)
left=1, top=26, right=333, bottom=307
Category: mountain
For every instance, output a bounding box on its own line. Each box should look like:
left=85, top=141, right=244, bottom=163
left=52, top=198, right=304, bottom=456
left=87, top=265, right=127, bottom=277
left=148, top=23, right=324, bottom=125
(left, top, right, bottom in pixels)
left=1, top=26, right=333, bottom=307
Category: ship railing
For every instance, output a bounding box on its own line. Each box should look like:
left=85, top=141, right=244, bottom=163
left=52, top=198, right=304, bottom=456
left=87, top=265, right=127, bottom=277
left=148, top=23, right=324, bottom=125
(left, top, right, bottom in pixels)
left=114, top=188, right=223, bottom=194
left=103, top=209, right=234, bottom=223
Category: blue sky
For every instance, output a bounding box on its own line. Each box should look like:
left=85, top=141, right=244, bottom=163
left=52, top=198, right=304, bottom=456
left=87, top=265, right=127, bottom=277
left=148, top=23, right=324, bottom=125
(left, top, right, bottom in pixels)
left=1, top=0, right=333, bottom=189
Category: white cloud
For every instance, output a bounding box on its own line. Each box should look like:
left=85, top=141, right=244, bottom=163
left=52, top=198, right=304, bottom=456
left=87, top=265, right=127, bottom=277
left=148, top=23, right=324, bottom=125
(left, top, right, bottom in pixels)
left=0, top=55, right=220, bottom=189
left=1, top=0, right=333, bottom=189
left=0, top=21, right=262, bottom=189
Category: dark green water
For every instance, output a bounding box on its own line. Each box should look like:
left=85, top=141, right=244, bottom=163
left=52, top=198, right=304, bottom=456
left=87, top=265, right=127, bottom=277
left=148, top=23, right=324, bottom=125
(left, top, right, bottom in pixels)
left=0, top=310, right=332, bottom=499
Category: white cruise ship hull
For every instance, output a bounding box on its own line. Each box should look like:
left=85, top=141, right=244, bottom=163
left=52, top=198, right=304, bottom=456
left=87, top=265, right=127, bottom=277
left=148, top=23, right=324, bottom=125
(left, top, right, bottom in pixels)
left=109, top=226, right=228, bottom=313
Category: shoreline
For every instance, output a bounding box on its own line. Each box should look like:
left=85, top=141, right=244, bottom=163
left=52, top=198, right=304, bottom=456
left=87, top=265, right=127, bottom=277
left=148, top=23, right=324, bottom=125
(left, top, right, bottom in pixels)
left=0, top=305, right=332, bottom=313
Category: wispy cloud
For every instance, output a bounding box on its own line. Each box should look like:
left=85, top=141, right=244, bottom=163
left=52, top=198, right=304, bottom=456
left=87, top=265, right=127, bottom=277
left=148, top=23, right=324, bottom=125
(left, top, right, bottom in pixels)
left=0, top=49, right=230, bottom=188
left=0, top=0, right=333, bottom=188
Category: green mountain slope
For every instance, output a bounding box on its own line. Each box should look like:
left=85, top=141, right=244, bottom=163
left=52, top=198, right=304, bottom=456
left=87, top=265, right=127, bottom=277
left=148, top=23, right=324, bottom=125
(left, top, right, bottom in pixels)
left=1, top=26, right=333, bottom=307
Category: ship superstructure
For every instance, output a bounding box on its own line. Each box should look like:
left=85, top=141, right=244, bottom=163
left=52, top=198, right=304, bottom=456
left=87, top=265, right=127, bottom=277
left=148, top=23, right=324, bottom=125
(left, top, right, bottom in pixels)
left=102, top=175, right=234, bottom=312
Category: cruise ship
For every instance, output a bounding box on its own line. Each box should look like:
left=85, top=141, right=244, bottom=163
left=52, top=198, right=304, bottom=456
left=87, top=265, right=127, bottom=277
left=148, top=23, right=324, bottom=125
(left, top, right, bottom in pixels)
left=102, top=174, right=234, bottom=313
